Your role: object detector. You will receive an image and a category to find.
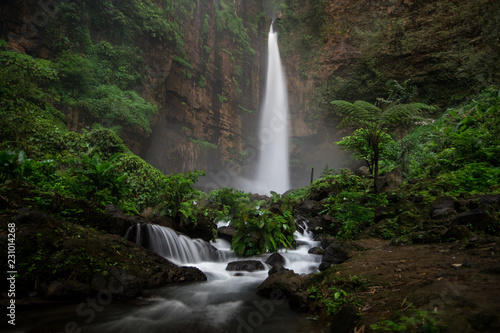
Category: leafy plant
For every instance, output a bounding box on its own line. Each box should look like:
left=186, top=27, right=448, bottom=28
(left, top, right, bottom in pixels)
left=331, top=98, right=434, bottom=185
left=161, top=170, right=205, bottom=224
left=205, top=188, right=296, bottom=256
left=75, top=152, right=130, bottom=202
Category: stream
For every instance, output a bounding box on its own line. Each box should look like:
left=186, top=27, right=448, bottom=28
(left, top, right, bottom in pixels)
left=13, top=222, right=328, bottom=333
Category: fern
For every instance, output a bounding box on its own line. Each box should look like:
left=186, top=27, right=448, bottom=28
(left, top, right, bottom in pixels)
left=331, top=98, right=435, bottom=185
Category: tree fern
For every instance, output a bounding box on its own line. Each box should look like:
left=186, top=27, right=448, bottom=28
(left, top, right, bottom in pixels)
left=331, top=98, right=434, bottom=188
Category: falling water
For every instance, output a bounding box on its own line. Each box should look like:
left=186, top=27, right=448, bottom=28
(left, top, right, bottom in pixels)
left=126, top=223, right=226, bottom=265
left=18, top=221, right=326, bottom=332
left=254, top=23, right=290, bottom=195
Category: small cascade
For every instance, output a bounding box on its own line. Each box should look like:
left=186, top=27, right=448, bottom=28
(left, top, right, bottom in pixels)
left=125, top=224, right=226, bottom=265
left=278, top=219, right=322, bottom=274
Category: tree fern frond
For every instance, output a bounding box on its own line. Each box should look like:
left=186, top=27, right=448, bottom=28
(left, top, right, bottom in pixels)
left=380, top=103, right=429, bottom=127
left=331, top=100, right=374, bottom=128
left=353, top=100, right=382, bottom=118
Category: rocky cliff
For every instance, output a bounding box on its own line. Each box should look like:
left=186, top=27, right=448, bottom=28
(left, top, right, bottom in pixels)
left=1, top=0, right=498, bottom=190
left=278, top=0, right=499, bottom=187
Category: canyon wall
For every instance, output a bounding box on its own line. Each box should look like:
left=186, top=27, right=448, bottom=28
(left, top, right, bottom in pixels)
left=1, top=0, right=498, bottom=190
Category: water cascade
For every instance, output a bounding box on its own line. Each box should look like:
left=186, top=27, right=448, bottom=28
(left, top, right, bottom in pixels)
left=18, top=220, right=325, bottom=332
left=253, top=23, right=291, bottom=195
left=86, top=221, right=322, bottom=332
left=126, top=223, right=226, bottom=265
left=16, top=24, right=325, bottom=333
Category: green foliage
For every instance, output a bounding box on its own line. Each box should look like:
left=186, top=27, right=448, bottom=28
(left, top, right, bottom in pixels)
left=405, top=87, right=500, bottom=194
left=74, top=152, right=130, bottom=202
left=191, top=138, right=218, bottom=150
left=0, top=150, right=35, bottom=183
left=80, top=85, right=157, bottom=133
left=161, top=171, right=205, bottom=222
left=213, top=0, right=255, bottom=57
left=316, top=170, right=388, bottom=239
left=119, top=154, right=166, bottom=210
left=238, top=105, right=254, bottom=114
left=0, top=51, right=65, bottom=148
left=173, top=55, right=194, bottom=70
left=57, top=52, right=97, bottom=94
left=277, top=0, right=327, bottom=60
left=306, top=271, right=367, bottom=316
left=88, top=42, right=145, bottom=89
left=337, top=128, right=394, bottom=175
left=380, top=79, right=419, bottom=104
left=205, top=188, right=296, bottom=256
left=331, top=98, right=434, bottom=181
left=217, top=94, right=229, bottom=103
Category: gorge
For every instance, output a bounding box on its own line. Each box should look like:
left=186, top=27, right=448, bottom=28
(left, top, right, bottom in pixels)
left=1, top=0, right=500, bottom=332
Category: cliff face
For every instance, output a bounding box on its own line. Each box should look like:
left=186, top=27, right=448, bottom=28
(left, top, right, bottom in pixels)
left=2, top=0, right=498, bottom=190
left=277, top=0, right=500, bottom=186
left=145, top=0, right=267, bottom=186
left=0, top=0, right=269, bottom=188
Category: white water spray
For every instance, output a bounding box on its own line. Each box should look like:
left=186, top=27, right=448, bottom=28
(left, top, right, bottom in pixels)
left=253, top=23, right=290, bottom=195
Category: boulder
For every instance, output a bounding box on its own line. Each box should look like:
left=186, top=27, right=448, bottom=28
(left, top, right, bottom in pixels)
left=443, top=225, right=475, bottom=241
left=452, top=209, right=497, bottom=234
left=45, top=280, right=91, bottom=300
left=257, top=269, right=304, bottom=298
left=319, top=240, right=352, bottom=271
left=217, top=226, right=237, bottom=243
left=377, top=167, right=403, bottom=192
left=226, top=260, right=266, bottom=272
left=249, top=193, right=269, bottom=203
left=308, top=247, right=325, bottom=255
left=296, top=199, right=317, bottom=219
left=329, top=304, right=360, bottom=333
left=355, top=166, right=371, bottom=177
left=308, top=215, right=342, bottom=236
left=151, top=215, right=176, bottom=229
left=268, top=263, right=288, bottom=276
left=431, top=196, right=457, bottom=219
left=266, top=253, right=286, bottom=267
left=140, top=207, right=154, bottom=218
left=467, top=310, right=499, bottom=331
left=289, top=291, right=310, bottom=312
left=410, top=226, right=447, bottom=244
left=479, top=194, right=500, bottom=210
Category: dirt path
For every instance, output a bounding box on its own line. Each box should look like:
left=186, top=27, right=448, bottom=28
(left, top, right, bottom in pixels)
left=335, top=237, right=500, bottom=331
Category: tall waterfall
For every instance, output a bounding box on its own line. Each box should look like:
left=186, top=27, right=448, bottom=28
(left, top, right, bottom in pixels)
left=254, top=23, right=290, bottom=195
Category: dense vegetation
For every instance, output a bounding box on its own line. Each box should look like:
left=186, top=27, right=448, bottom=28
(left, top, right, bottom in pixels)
left=274, top=0, right=500, bottom=109
left=1, top=1, right=499, bottom=330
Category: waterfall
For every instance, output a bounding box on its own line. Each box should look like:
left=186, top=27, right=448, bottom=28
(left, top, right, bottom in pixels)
left=126, top=224, right=226, bottom=265
left=254, top=23, right=290, bottom=195
left=25, top=220, right=325, bottom=332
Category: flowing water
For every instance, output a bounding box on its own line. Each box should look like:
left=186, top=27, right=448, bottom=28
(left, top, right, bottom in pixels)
left=13, top=222, right=326, bottom=333
left=87, top=222, right=324, bottom=333
left=241, top=23, right=290, bottom=195
left=12, top=24, right=322, bottom=333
